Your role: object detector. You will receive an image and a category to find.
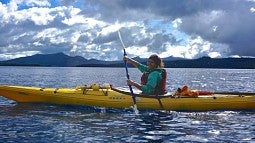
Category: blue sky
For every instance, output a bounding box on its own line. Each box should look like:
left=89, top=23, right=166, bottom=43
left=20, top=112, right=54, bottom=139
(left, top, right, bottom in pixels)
left=1, top=0, right=255, bottom=61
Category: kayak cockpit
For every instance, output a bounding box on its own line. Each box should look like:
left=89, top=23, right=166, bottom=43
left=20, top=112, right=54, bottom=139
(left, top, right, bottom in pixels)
left=111, top=87, right=173, bottom=98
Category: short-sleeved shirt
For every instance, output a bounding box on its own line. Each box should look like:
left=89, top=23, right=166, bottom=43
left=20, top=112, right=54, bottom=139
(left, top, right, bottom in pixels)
left=138, top=63, right=162, bottom=94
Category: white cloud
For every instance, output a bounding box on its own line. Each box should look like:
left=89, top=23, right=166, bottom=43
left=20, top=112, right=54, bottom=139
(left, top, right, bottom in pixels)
left=208, top=52, right=221, bottom=58
left=70, top=45, right=78, bottom=53
left=23, top=0, right=51, bottom=7
left=212, top=25, right=218, bottom=32
left=33, top=28, right=68, bottom=45
left=250, top=7, right=255, bottom=13
left=6, top=0, right=18, bottom=12
left=33, top=28, right=59, bottom=39
left=62, top=15, right=84, bottom=26
left=100, top=23, right=120, bottom=36
left=172, top=18, right=182, bottom=28
left=33, top=41, right=43, bottom=46
left=160, top=45, right=185, bottom=58
left=0, top=0, right=52, bottom=25
left=160, top=36, right=229, bottom=59
left=126, top=46, right=149, bottom=58
left=30, top=8, right=56, bottom=25
left=70, top=32, right=81, bottom=43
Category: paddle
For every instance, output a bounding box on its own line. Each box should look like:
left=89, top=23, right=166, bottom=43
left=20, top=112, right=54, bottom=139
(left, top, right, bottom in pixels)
left=118, top=30, right=139, bottom=114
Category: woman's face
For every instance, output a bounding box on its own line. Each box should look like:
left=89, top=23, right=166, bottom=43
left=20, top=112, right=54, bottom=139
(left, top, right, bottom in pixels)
left=147, top=59, right=157, bottom=70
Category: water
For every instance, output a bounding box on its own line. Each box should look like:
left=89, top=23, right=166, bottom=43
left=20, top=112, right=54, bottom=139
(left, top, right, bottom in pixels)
left=0, top=66, right=255, bottom=143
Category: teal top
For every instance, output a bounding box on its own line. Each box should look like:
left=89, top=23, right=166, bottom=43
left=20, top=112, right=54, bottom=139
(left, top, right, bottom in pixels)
left=138, top=63, right=162, bottom=94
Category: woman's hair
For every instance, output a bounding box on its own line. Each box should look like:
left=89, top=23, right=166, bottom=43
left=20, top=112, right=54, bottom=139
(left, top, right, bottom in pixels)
left=148, top=54, right=164, bottom=68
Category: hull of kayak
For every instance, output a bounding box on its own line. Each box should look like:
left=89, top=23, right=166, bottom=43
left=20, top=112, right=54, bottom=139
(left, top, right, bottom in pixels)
left=0, top=85, right=255, bottom=111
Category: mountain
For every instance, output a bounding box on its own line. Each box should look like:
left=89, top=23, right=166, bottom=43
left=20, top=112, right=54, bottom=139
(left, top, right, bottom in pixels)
left=165, top=56, right=255, bottom=69
left=0, top=53, right=255, bottom=69
left=1, top=53, right=88, bottom=67
left=0, top=52, right=122, bottom=67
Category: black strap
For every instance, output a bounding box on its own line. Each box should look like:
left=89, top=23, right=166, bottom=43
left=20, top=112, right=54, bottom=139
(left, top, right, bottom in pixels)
left=156, top=95, right=164, bottom=110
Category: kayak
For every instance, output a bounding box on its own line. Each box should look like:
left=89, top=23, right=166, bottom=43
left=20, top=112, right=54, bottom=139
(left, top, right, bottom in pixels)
left=0, top=84, right=255, bottom=111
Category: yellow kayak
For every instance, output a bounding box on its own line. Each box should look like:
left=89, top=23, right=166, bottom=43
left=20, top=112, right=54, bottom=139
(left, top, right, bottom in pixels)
left=0, top=84, right=255, bottom=111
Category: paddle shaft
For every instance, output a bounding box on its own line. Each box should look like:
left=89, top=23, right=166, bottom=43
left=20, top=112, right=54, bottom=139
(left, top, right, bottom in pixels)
left=118, top=31, right=137, bottom=105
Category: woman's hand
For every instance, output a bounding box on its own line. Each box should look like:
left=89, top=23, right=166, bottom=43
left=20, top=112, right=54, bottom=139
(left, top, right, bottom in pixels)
left=127, top=79, right=142, bottom=90
left=123, top=56, right=129, bottom=61
left=126, top=79, right=133, bottom=86
left=123, top=56, right=139, bottom=67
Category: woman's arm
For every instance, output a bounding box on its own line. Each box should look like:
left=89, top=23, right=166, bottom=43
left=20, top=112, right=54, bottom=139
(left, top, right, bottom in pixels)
left=127, top=79, right=142, bottom=90
left=123, top=56, right=139, bottom=68
left=127, top=72, right=161, bottom=94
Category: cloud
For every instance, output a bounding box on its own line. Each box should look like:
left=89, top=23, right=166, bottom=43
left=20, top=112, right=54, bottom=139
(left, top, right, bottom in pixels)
left=179, top=1, right=255, bottom=57
left=85, top=0, right=255, bottom=58
left=0, top=0, right=255, bottom=61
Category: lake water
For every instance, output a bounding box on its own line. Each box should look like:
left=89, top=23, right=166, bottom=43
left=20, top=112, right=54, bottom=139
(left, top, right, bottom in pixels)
left=0, top=66, right=255, bottom=142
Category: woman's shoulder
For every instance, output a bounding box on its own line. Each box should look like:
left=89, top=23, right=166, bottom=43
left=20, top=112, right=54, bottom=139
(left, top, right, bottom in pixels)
left=150, top=69, right=163, bottom=76
left=150, top=69, right=165, bottom=77
left=152, top=68, right=165, bottom=73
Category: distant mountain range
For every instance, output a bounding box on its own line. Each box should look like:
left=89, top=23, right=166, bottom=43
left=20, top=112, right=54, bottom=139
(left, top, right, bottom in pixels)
left=0, top=52, right=255, bottom=69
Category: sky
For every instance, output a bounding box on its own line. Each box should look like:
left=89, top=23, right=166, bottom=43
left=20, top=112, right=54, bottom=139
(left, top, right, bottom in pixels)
left=1, top=0, right=255, bottom=61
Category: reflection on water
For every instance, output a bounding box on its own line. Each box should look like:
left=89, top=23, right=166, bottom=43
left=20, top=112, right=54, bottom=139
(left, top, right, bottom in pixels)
left=1, top=102, right=255, bottom=143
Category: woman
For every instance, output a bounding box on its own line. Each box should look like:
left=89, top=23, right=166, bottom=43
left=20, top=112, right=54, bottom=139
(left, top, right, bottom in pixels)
left=123, top=54, right=167, bottom=95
